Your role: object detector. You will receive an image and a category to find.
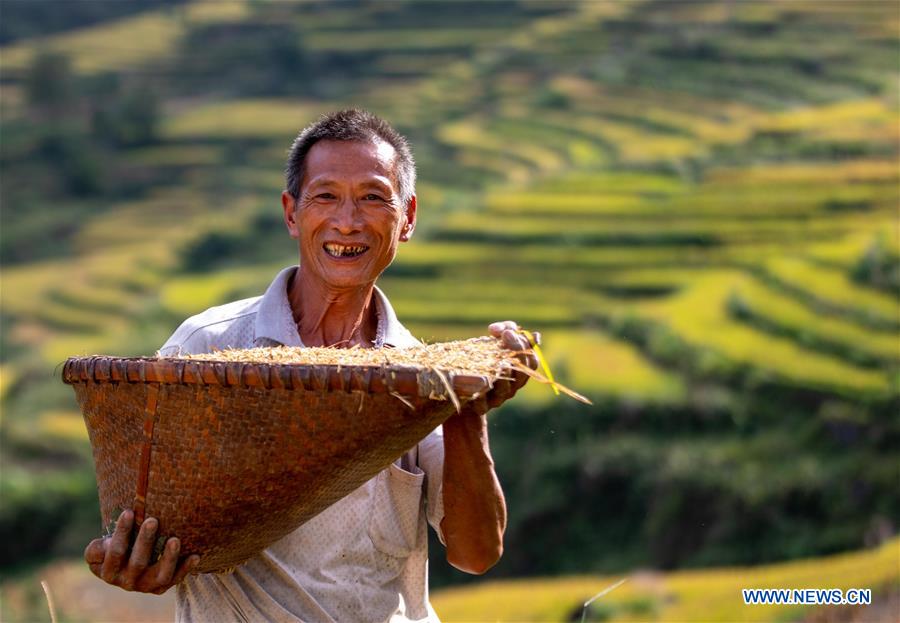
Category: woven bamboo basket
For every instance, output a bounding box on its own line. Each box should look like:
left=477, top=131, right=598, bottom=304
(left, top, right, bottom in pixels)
left=62, top=355, right=493, bottom=574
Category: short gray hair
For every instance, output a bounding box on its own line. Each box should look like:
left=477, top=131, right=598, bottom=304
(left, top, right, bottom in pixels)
left=285, top=109, right=416, bottom=205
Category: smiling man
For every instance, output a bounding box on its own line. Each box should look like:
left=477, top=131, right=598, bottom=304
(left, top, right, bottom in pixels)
left=84, top=109, right=534, bottom=622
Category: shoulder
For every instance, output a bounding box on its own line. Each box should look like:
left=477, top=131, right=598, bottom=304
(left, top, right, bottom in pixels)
left=391, top=326, right=421, bottom=348
left=372, top=285, right=421, bottom=348
left=159, top=296, right=262, bottom=356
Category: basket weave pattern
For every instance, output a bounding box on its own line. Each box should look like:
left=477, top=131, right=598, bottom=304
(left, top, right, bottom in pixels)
left=64, top=356, right=487, bottom=573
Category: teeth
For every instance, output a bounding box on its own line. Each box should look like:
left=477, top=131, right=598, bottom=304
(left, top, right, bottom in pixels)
left=324, top=243, right=368, bottom=257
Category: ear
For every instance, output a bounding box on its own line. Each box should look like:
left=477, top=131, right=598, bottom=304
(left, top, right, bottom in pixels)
left=282, top=191, right=300, bottom=239
left=399, top=195, right=417, bottom=242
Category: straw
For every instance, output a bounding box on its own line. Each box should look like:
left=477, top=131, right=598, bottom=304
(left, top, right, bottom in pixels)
left=172, top=336, right=591, bottom=405
left=41, top=580, right=57, bottom=623
left=175, top=337, right=515, bottom=379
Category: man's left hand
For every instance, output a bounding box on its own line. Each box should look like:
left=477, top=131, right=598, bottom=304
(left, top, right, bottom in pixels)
left=464, top=320, right=538, bottom=416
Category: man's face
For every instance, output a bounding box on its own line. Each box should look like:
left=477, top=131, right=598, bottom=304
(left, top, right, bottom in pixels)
left=282, top=138, right=416, bottom=290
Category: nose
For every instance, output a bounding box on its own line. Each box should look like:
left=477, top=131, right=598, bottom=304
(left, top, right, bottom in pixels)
left=332, top=196, right=362, bottom=235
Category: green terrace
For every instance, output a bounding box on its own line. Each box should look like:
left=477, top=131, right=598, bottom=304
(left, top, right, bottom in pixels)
left=1, top=0, right=898, bottom=598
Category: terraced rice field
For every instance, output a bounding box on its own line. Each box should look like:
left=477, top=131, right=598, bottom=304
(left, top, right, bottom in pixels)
left=2, top=0, right=896, bottom=407
left=1, top=0, right=897, bottom=611
left=0, top=1, right=252, bottom=75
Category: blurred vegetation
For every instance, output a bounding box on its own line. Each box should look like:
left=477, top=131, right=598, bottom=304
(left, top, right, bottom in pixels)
left=431, top=536, right=900, bottom=622
left=0, top=0, right=187, bottom=45
left=0, top=1, right=897, bottom=615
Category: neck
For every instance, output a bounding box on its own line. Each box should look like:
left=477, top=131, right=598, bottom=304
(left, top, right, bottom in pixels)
left=288, top=265, right=379, bottom=348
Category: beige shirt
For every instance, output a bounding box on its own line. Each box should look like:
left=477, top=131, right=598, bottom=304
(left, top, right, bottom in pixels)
left=159, top=266, right=445, bottom=623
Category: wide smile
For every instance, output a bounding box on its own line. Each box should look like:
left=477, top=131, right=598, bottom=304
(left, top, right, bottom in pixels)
left=323, top=242, right=370, bottom=259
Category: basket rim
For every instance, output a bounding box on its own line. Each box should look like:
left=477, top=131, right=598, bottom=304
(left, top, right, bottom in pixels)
left=62, top=355, right=491, bottom=398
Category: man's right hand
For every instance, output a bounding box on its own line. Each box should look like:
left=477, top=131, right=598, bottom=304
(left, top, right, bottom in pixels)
left=84, top=510, right=200, bottom=594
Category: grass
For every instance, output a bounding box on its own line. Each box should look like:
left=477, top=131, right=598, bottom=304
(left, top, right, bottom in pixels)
left=36, top=410, right=88, bottom=443
left=454, top=151, right=532, bottom=186
left=435, top=210, right=889, bottom=245
left=304, top=28, right=511, bottom=52
left=528, top=170, right=689, bottom=195
left=162, top=99, right=318, bottom=139
left=760, top=97, right=896, bottom=133
left=390, top=297, right=582, bottom=328
left=484, top=194, right=655, bottom=216
left=40, top=332, right=141, bottom=368
left=0, top=558, right=176, bottom=623
left=804, top=228, right=899, bottom=269
left=488, top=117, right=606, bottom=168
left=0, top=11, right=181, bottom=74
left=673, top=184, right=899, bottom=217
left=159, top=264, right=282, bottom=317
left=762, top=256, right=899, bottom=325
left=0, top=261, right=70, bottom=317
left=437, top=119, right=567, bottom=175
left=548, top=78, right=756, bottom=145
left=431, top=536, right=900, bottom=622
left=393, top=241, right=721, bottom=273
left=1, top=189, right=263, bottom=371
left=552, top=75, right=764, bottom=129
left=638, top=271, right=890, bottom=396
left=0, top=364, right=16, bottom=405
left=2, top=0, right=899, bottom=596
left=524, top=329, right=686, bottom=405
left=533, top=111, right=705, bottom=164
left=730, top=277, right=899, bottom=365
left=128, top=144, right=224, bottom=168
left=0, top=1, right=251, bottom=74
left=33, top=300, right=124, bottom=334
left=704, top=159, right=900, bottom=186
left=50, top=286, right=131, bottom=316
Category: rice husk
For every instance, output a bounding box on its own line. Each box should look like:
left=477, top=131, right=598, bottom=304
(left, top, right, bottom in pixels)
left=171, top=336, right=592, bottom=404
left=172, top=336, right=521, bottom=379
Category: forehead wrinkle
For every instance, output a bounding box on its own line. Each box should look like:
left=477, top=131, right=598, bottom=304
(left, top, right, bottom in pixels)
left=304, top=173, right=395, bottom=192
left=301, top=138, right=400, bottom=193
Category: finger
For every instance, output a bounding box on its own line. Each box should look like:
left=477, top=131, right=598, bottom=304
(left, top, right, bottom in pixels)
left=154, top=537, right=181, bottom=587
left=489, top=321, right=519, bottom=338
left=511, top=365, right=530, bottom=389
left=500, top=330, right=537, bottom=373
left=84, top=537, right=106, bottom=566
left=100, top=510, right=133, bottom=583
left=487, top=379, right=515, bottom=409
left=169, top=555, right=200, bottom=588
left=464, top=392, right=489, bottom=417
left=503, top=330, right=538, bottom=368
left=120, top=517, right=158, bottom=590
left=151, top=554, right=199, bottom=595
left=521, top=350, right=539, bottom=372
left=500, top=329, right=529, bottom=352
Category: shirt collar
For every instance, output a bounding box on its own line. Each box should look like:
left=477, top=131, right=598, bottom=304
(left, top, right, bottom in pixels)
left=254, top=265, right=416, bottom=348
left=254, top=265, right=304, bottom=347
left=372, top=284, right=416, bottom=348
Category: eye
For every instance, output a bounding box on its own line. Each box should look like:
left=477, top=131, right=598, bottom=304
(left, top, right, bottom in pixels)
left=316, top=192, right=336, bottom=200
left=362, top=193, right=384, bottom=201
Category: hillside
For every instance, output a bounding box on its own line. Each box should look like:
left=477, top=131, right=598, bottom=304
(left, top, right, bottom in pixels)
left=1, top=0, right=897, bottom=598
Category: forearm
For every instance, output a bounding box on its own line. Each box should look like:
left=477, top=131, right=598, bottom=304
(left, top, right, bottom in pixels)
left=439, top=409, right=507, bottom=575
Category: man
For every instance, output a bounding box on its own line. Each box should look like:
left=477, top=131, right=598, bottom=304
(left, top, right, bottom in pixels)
left=84, top=109, right=534, bottom=622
